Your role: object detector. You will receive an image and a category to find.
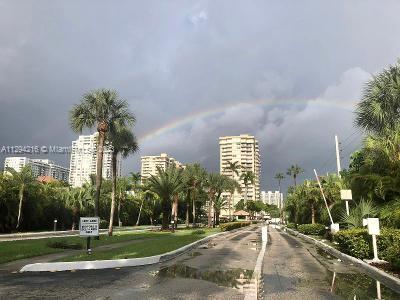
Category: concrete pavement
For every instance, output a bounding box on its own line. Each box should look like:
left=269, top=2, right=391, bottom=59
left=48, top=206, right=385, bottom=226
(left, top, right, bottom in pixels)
left=0, top=226, right=261, bottom=299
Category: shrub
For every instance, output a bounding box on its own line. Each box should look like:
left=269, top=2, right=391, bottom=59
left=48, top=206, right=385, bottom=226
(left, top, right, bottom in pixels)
left=334, top=228, right=371, bottom=259
left=297, top=223, right=325, bottom=235
left=46, top=239, right=83, bottom=250
left=286, top=223, right=297, bottom=229
left=220, top=221, right=251, bottom=232
left=99, top=219, right=108, bottom=229
left=382, top=244, right=400, bottom=270
left=191, top=229, right=206, bottom=235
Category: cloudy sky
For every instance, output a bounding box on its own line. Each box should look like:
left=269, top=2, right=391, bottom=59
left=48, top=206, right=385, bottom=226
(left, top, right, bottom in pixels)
left=1, top=1, right=400, bottom=192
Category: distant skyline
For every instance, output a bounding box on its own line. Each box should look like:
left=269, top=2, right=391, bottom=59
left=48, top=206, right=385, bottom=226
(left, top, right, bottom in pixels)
left=1, top=1, right=400, bottom=192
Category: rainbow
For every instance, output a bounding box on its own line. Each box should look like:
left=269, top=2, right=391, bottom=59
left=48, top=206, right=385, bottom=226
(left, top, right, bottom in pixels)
left=138, top=98, right=355, bottom=144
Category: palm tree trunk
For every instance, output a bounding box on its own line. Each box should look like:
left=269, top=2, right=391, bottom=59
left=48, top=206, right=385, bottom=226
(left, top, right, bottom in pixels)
left=294, top=175, right=297, bottom=186
left=311, top=203, right=316, bottom=224
left=207, top=193, right=213, bottom=227
left=118, top=193, right=122, bottom=227
left=228, top=193, right=232, bottom=221
left=16, top=184, right=24, bottom=229
left=136, top=197, right=144, bottom=226
left=162, top=199, right=169, bottom=230
left=94, top=129, right=106, bottom=218
left=192, top=188, right=196, bottom=228
left=108, top=151, right=117, bottom=236
left=185, top=200, right=189, bottom=228
left=173, top=194, right=178, bottom=229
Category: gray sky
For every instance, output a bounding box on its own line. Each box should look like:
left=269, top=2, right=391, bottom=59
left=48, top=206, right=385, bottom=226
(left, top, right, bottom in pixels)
left=1, top=0, right=400, bottom=192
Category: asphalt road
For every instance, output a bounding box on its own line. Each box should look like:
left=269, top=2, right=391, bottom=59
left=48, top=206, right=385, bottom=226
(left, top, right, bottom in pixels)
left=0, top=226, right=261, bottom=300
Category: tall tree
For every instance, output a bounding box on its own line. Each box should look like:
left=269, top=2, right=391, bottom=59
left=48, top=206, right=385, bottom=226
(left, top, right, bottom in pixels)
left=355, top=61, right=400, bottom=135
left=5, top=166, right=35, bottom=229
left=274, top=173, right=285, bottom=192
left=70, top=89, right=135, bottom=218
left=286, top=164, right=304, bottom=186
left=183, top=164, right=207, bottom=227
left=107, top=126, right=138, bottom=236
left=223, top=176, right=241, bottom=220
left=205, top=173, right=225, bottom=227
left=148, top=166, right=184, bottom=229
left=224, top=161, right=241, bottom=177
left=240, top=171, right=255, bottom=202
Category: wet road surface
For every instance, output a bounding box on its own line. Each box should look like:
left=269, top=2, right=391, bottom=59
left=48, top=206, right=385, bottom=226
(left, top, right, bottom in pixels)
left=263, top=226, right=400, bottom=300
left=0, top=227, right=261, bottom=300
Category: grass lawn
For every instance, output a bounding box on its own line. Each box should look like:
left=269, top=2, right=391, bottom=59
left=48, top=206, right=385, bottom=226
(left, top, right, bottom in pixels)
left=58, top=228, right=220, bottom=262
left=0, top=228, right=219, bottom=264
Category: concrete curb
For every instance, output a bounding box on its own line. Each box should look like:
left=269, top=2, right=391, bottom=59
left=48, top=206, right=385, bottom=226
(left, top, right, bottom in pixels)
left=19, top=227, right=249, bottom=273
left=283, top=227, right=400, bottom=294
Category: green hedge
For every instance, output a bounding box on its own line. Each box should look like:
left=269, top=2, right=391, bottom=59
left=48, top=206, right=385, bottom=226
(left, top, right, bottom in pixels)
left=286, top=223, right=297, bottom=229
left=297, top=223, right=326, bottom=235
left=334, top=228, right=371, bottom=259
left=334, top=228, right=400, bottom=270
left=220, top=221, right=251, bottom=232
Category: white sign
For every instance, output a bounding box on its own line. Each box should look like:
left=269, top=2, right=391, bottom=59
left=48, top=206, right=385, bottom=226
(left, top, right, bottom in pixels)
left=79, top=217, right=99, bottom=236
left=367, top=218, right=380, bottom=235
left=330, top=223, right=340, bottom=234
left=340, top=190, right=352, bottom=201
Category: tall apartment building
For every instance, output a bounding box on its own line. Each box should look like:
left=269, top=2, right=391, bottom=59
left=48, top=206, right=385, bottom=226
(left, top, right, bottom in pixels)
left=69, top=133, right=121, bottom=187
left=4, top=157, right=69, bottom=182
left=220, top=134, right=261, bottom=209
left=140, top=153, right=183, bottom=181
left=262, top=190, right=284, bottom=209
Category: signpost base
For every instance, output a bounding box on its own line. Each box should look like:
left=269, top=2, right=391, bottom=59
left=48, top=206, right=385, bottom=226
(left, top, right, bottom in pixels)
left=86, top=237, right=92, bottom=255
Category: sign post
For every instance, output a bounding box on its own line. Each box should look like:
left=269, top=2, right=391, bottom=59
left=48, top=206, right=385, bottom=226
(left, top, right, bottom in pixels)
left=53, top=219, right=57, bottom=231
left=363, top=217, right=383, bottom=263
left=79, top=217, right=99, bottom=255
left=340, top=190, right=352, bottom=216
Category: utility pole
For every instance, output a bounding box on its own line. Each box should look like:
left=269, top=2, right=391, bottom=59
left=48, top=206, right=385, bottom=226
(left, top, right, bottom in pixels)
left=335, top=134, right=341, bottom=178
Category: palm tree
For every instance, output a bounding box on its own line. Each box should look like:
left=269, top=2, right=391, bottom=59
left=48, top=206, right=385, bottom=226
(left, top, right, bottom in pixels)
left=66, top=187, right=87, bottom=230
left=183, top=164, right=207, bottom=227
left=148, top=166, right=184, bottom=229
left=224, top=161, right=241, bottom=177
left=205, top=173, right=226, bottom=227
left=70, top=89, right=135, bottom=218
left=130, top=172, right=142, bottom=192
left=136, top=183, right=156, bottom=226
left=355, top=61, right=400, bottom=135
left=240, top=171, right=255, bottom=203
left=302, top=180, right=321, bottom=224
left=213, top=196, right=228, bottom=226
left=107, top=126, right=138, bottom=236
left=274, top=173, right=285, bottom=192
left=286, top=164, right=304, bottom=186
left=341, top=199, right=377, bottom=228
left=116, top=177, right=130, bottom=227
left=223, top=177, right=241, bottom=220
left=5, top=166, right=35, bottom=229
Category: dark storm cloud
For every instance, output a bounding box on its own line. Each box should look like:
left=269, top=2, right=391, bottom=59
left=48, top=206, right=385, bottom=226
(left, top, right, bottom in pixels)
left=0, top=0, right=400, bottom=192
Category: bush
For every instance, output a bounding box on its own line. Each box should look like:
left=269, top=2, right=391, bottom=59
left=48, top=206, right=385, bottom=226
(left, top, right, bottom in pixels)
left=334, top=228, right=371, bottom=259
left=191, top=229, right=206, bottom=235
left=286, top=223, right=297, bottom=229
left=46, top=239, right=83, bottom=250
left=99, top=219, right=108, bottom=229
left=220, top=221, right=251, bottom=232
left=334, top=228, right=400, bottom=266
left=297, top=223, right=325, bottom=235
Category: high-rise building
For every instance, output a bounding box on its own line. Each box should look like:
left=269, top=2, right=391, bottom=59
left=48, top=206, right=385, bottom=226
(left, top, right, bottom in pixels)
left=140, top=153, right=184, bottom=181
left=4, top=157, right=69, bottom=182
left=263, top=190, right=284, bottom=208
left=68, top=133, right=121, bottom=187
left=219, top=134, right=261, bottom=209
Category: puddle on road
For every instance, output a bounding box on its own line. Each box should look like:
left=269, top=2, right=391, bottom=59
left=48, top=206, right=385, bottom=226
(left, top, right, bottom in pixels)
left=187, top=251, right=202, bottom=257
left=157, top=264, right=253, bottom=289
left=328, top=271, right=399, bottom=299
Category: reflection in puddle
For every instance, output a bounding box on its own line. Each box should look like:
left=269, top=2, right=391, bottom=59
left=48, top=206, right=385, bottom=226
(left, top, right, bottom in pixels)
left=328, top=271, right=400, bottom=299
left=157, top=264, right=253, bottom=289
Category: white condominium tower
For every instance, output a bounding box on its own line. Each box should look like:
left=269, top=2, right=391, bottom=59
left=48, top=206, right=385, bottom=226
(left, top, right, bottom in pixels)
left=4, top=157, right=69, bottom=182
left=220, top=134, right=261, bottom=206
left=140, top=153, right=184, bottom=181
left=69, top=133, right=121, bottom=187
